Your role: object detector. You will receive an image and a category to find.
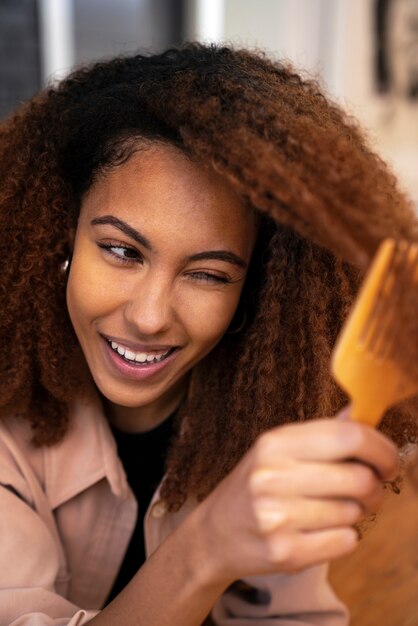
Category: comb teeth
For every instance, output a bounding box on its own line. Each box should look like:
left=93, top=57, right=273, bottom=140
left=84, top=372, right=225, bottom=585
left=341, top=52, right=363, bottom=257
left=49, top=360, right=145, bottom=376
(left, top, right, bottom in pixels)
left=359, top=240, right=418, bottom=365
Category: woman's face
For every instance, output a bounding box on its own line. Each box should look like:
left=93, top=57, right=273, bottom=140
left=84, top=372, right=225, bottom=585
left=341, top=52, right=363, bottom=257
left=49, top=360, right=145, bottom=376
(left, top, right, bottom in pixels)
left=66, top=143, right=256, bottom=429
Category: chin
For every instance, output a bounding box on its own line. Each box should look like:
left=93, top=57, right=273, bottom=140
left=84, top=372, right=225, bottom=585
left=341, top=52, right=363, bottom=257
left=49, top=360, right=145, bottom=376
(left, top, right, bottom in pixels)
left=94, top=382, right=157, bottom=408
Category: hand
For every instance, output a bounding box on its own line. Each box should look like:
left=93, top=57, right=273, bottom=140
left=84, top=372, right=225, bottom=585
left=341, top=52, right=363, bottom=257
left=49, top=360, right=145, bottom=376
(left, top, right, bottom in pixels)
left=193, top=414, right=398, bottom=584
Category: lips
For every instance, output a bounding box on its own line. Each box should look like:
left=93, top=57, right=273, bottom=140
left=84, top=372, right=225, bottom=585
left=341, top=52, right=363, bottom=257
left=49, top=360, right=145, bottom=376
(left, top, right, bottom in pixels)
left=107, top=339, right=176, bottom=365
left=101, top=333, right=177, bottom=354
left=101, top=334, right=181, bottom=381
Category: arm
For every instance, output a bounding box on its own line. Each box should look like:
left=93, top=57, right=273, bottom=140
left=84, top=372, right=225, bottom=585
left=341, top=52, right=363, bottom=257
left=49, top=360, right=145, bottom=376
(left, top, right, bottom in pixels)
left=86, top=503, right=348, bottom=626
left=91, top=417, right=396, bottom=626
left=0, top=480, right=344, bottom=626
left=1, top=417, right=397, bottom=626
left=88, top=508, right=230, bottom=626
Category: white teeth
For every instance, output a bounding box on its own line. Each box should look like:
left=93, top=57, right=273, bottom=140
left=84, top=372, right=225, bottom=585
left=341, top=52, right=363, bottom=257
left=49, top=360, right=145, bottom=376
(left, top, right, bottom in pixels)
left=108, top=339, right=172, bottom=364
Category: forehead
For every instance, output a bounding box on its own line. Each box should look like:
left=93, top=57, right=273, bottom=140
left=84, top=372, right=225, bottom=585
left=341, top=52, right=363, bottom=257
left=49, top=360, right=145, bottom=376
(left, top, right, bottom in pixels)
left=80, top=143, right=256, bottom=252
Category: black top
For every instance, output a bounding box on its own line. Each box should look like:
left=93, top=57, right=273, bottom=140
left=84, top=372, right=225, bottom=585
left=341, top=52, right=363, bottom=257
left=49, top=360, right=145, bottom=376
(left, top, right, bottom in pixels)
left=105, top=412, right=176, bottom=604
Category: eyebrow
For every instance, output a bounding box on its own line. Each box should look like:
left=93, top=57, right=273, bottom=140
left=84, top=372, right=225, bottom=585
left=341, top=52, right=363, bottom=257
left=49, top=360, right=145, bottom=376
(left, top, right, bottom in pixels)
left=91, top=214, right=248, bottom=269
left=91, top=215, right=152, bottom=250
left=186, top=250, right=247, bottom=268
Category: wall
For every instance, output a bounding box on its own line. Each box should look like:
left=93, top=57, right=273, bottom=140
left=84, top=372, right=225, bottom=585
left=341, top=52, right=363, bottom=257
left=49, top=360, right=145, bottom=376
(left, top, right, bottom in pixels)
left=222, top=0, right=418, bottom=205
left=0, top=0, right=41, bottom=119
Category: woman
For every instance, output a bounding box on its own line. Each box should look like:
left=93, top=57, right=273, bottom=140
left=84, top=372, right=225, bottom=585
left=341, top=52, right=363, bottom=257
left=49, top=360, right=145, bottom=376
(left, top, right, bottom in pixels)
left=0, top=44, right=416, bottom=626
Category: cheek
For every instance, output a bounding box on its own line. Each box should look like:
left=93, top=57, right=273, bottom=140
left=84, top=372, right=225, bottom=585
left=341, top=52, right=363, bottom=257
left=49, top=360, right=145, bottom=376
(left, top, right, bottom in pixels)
left=66, top=249, right=120, bottom=331
left=179, top=288, right=241, bottom=347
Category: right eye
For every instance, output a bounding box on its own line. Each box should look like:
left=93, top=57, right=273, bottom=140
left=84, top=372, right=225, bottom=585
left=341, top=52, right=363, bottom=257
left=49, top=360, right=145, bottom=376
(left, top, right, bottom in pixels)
left=97, top=242, right=143, bottom=266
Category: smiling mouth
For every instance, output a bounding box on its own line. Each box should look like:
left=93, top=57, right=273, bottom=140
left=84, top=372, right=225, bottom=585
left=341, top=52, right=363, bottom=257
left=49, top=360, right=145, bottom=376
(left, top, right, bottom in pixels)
left=105, top=339, right=177, bottom=366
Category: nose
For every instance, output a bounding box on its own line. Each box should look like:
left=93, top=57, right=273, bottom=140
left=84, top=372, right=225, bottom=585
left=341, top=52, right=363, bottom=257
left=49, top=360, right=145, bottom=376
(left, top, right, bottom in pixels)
left=124, top=271, right=174, bottom=337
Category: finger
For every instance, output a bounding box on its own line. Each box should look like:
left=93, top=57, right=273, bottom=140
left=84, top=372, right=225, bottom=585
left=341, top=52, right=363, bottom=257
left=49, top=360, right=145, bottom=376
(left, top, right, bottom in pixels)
left=269, top=527, right=358, bottom=572
left=255, top=497, right=363, bottom=533
left=298, top=498, right=364, bottom=530
left=263, top=420, right=399, bottom=480
left=251, top=461, right=386, bottom=510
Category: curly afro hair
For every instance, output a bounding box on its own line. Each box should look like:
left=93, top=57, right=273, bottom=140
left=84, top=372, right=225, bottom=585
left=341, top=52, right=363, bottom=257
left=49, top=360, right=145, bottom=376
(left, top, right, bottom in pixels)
left=1, top=43, right=417, bottom=511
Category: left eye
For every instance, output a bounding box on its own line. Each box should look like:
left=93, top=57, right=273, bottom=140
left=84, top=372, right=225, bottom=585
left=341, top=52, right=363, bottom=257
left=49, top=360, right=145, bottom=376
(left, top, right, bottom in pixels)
left=189, top=271, right=230, bottom=284
left=98, top=243, right=141, bottom=263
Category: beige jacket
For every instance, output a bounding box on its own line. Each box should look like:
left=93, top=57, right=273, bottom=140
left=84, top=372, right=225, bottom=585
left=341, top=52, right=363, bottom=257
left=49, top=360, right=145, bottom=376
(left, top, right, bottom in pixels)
left=0, top=396, right=349, bottom=626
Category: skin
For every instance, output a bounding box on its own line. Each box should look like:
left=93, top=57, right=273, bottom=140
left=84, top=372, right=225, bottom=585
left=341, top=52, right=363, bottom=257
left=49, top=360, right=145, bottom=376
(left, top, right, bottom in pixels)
left=90, top=409, right=398, bottom=626
left=67, top=143, right=256, bottom=432
left=66, top=141, right=399, bottom=625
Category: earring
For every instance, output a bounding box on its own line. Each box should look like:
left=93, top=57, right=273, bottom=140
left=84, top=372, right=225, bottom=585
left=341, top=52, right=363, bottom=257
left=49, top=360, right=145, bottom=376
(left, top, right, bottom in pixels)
left=60, top=256, right=71, bottom=273
left=227, top=309, right=247, bottom=334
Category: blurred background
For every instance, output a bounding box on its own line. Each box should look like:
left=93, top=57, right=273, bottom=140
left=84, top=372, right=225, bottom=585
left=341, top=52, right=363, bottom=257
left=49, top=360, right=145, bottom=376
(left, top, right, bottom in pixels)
left=1, top=0, right=417, bottom=204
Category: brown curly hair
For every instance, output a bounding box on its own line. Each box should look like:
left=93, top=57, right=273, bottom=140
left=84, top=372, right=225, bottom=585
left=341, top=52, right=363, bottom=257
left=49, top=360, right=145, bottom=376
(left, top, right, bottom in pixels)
left=1, top=43, right=417, bottom=511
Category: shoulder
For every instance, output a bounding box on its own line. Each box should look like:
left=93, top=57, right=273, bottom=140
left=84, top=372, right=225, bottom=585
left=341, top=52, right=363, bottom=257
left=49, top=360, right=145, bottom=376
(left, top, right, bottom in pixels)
left=0, top=395, right=101, bottom=506
left=0, top=414, right=44, bottom=506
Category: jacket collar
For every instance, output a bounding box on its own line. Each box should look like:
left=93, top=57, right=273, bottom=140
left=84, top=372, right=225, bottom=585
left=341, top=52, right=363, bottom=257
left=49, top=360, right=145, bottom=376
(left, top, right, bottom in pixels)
left=44, top=393, right=131, bottom=509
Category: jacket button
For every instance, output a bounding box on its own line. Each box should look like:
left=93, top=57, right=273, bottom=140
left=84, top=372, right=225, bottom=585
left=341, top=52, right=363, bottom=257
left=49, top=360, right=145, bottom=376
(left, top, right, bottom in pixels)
left=152, top=501, right=167, bottom=518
